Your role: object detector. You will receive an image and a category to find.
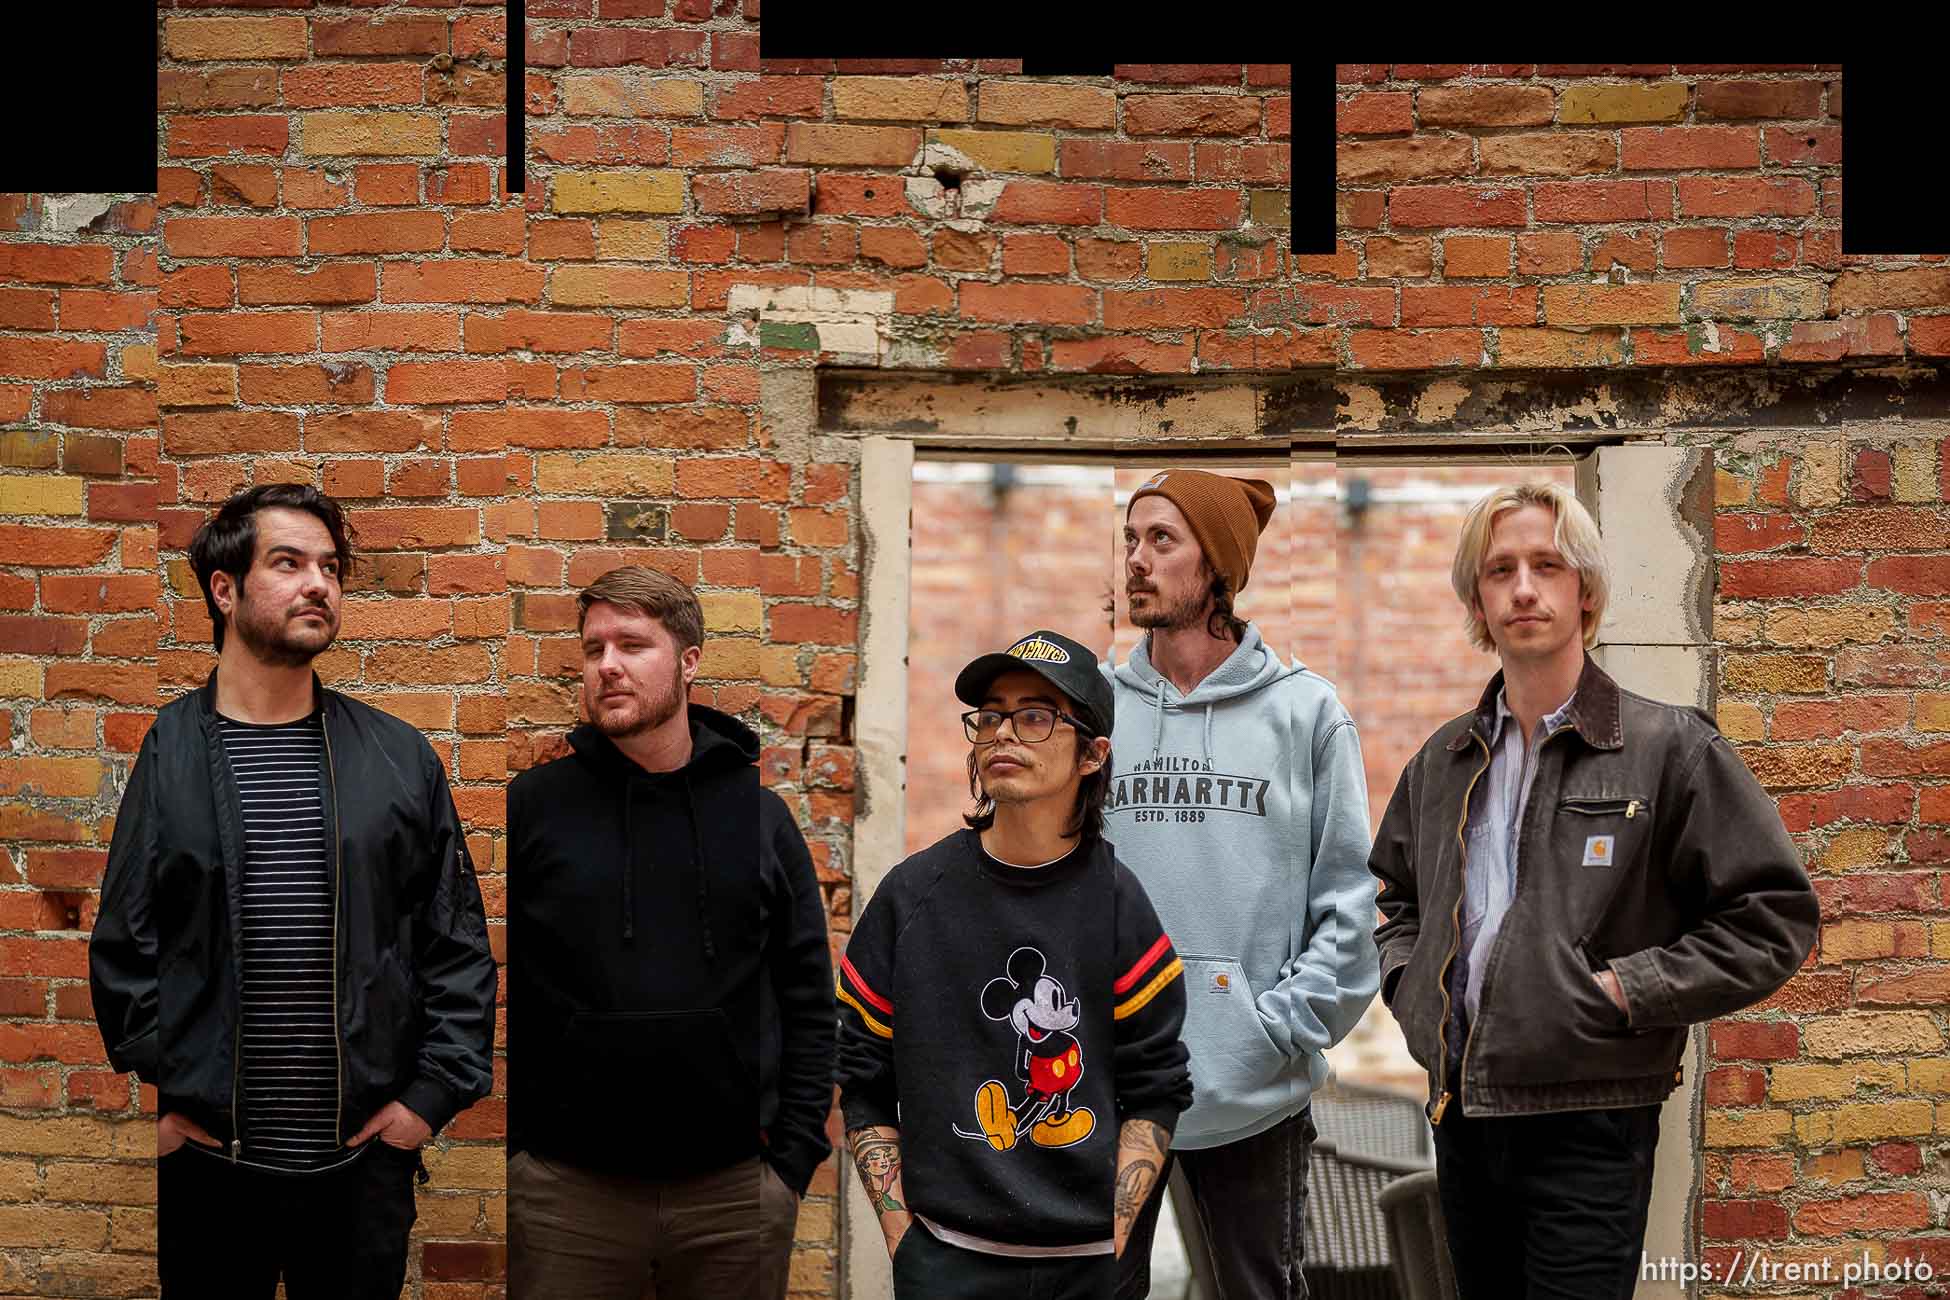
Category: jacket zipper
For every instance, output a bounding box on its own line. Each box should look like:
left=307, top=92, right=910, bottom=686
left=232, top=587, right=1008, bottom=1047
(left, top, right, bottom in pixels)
left=322, top=716, right=344, bottom=1147
left=1430, top=733, right=1491, bottom=1125
left=1439, top=721, right=1576, bottom=1125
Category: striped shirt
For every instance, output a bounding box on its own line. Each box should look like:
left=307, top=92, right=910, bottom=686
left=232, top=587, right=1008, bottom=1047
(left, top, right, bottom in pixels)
left=218, top=711, right=352, bottom=1174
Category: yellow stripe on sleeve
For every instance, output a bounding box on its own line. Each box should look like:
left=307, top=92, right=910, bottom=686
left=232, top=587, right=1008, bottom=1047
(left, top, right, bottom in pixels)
left=1113, top=957, right=1183, bottom=1021
left=836, top=977, right=893, bottom=1039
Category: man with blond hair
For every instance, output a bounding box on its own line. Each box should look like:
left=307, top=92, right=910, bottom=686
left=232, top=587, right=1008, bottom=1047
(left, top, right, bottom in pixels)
left=505, top=565, right=833, bottom=1299
left=1368, top=481, right=1817, bottom=1299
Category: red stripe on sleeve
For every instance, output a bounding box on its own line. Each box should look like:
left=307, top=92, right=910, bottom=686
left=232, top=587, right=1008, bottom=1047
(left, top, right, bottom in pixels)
left=1113, top=934, right=1173, bottom=995
left=840, top=955, right=893, bottom=1014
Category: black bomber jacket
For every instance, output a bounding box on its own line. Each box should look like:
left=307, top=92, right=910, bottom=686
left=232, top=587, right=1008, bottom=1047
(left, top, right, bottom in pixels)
left=88, top=671, right=498, bottom=1157
left=1369, top=657, right=1818, bottom=1120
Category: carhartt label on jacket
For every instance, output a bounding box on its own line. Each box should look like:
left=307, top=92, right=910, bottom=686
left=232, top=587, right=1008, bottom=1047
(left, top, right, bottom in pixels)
left=1582, top=835, right=1615, bottom=866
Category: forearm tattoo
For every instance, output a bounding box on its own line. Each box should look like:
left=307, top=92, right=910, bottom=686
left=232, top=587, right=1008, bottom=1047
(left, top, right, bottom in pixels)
left=1114, top=1118, right=1170, bottom=1234
left=847, top=1125, right=907, bottom=1217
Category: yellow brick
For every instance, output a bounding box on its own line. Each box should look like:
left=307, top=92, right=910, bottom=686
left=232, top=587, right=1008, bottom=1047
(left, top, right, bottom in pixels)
left=927, top=129, right=1056, bottom=175
left=1794, top=1111, right=1833, bottom=1145
left=108, top=1206, right=156, bottom=1254
left=1912, top=1058, right=1950, bottom=1095
left=1762, top=605, right=1895, bottom=648
left=485, top=1193, right=506, bottom=1235
left=43, top=1162, right=156, bottom=1206
left=1819, top=920, right=1896, bottom=964
left=534, top=452, right=676, bottom=496
left=1146, top=241, right=1213, bottom=281
left=1714, top=605, right=1761, bottom=645
left=1934, top=922, right=1950, bottom=959
left=595, top=220, right=669, bottom=261
left=1717, top=700, right=1765, bottom=741
left=1802, top=1011, right=1944, bottom=1058
left=1714, top=467, right=1753, bottom=507
left=408, top=1194, right=480, bottom=1237
left=0, top=1206, right=108, bottom=1249
left=0, top=1118, right=118, bottom=1160
left=0, top=431, right=57, bottom=469
left=760, top=644, right=803, bottom=688
left=1703, top=1108, right=1792, bottom=1148
left=0, top=658, right=43, bottom=698
left=0, top=1160, right=38, bottom=1201
left=121, top=344, right=158, bottom=383
left=1892, top=441, right=1936, bottom=503
left=793, top=1195, right=836, bottom=1243
left=562, top=75, right=706, bottom=118
left=834, top=77, right=970, bottom=122
left=1767, top=1061, right=1904, bottom=1102
left=1817, top=827, right=1892, bottom=873
left=0, top=475, right=84, bottom=517
left=301, top=112, right=442, bottom=157
left=1916, top=693, right=1950, bottom=733
left=163, top=16, right=308, bottom=60
left=548, top=265, right=688, bottom=308
left=788, top=1248, right=835, bottom=1294
left=423, top=1144, right=504, bottom=1190
left=552, top=171, right=685, bottom=214
left=158, top=363, right=238, bottom=409
left=1832, top=1098, right=1936, bottom=1143
left=1724, top=653, right=1827, bottom=694
left=1795, top=441, right=1845, bottom=508
left=701, top=638, right=761, bottom=680
left=1558, top=82, right=1689, bottom=123
left=0, top=755, right=106, bottom=798
left=701, top=593, right=762, bottom=635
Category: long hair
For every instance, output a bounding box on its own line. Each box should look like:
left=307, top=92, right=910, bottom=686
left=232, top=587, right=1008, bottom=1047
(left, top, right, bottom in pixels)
left=189, top=483, right=355, bottom=652
left=1205, top=569, right=1247, bottom=642
left=1450, top=481, right=1610, bottom=653
left=963, top=738, right=1112, bottom=844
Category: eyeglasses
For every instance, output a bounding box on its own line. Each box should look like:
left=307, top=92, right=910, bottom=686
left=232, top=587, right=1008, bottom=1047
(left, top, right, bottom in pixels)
left=961, top=706, right=1091, bottom=744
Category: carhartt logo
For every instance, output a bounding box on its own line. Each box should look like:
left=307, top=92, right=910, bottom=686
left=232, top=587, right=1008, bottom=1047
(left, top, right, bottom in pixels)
left=1007, top=636, right=1070, bottom=665
left=1209, top=971, right=1231, bottom=993
left=1583, top=835, right=1615, bottom=866
left=1140, top=472, right=1169, bottom=491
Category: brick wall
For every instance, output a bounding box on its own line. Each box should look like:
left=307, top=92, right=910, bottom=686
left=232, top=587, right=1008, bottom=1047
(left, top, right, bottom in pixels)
left=4, top=36, right=1949, bottom=1296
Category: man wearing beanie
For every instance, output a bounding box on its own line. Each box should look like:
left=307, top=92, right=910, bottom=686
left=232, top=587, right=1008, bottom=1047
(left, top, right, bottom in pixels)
left=1105, top=470, right=1380, bottom=1300
left=837, top=629, right=1191, bottom=1298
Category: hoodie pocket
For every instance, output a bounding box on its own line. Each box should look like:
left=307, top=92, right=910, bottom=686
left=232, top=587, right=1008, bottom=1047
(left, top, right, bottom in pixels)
left=545, top=1009, right=757, bottom=1172
left=1174, top=956, right=1291, bottom=1140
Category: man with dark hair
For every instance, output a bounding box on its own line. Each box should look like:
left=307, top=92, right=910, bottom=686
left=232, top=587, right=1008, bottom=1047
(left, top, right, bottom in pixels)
left=1370, top=483, right=1817, bottom=1299
left=838, top=629, right=1191, bottom=1299
left=506, top=565, right=833, bottom=1299
left=89, top=483, right=497, bottom=1298
left=1106, top=469, right=1379, bottom=1300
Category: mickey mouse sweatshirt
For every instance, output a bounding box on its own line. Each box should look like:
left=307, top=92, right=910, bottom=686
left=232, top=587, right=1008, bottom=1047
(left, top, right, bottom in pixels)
left=836, top=829, right=1191, bottom=1254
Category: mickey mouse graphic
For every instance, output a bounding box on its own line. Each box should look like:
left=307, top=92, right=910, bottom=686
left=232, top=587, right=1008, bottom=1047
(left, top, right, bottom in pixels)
left=952, top=946, right=1096, bottom=1151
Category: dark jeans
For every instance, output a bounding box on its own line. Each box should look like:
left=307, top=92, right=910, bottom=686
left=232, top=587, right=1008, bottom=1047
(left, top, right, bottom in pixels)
left=1118, top=1106, right=1316, bottom=1300
left=1432, top=1097, right=1660, bottom=1300
left=893, top=1221, right=1116, bottom=1300
left=157, top=1141, right=420, bottom=1300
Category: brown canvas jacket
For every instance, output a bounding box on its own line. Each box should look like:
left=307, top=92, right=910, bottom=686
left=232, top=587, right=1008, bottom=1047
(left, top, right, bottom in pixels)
left=1369, top=656, right=1818, bottom=1120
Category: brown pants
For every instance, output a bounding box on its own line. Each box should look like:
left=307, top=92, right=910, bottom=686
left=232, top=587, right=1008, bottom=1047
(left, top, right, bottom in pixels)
left=507, top=1150, right=799, bottom=1300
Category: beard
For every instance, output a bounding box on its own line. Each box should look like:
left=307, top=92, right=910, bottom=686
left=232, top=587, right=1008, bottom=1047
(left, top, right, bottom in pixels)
left=1128, top=579, right=1208, bottom=632
left=228, top=588, right=337, bottom=668
left=590, top=659, right=686, bottom=739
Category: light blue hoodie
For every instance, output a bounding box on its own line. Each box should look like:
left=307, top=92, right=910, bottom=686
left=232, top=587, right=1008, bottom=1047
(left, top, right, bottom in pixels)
left=1101, top=623, right=1380, bottom=1150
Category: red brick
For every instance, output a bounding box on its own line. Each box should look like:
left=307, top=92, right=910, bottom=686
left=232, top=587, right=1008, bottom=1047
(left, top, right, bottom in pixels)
left=0, top=338, right=107, bottom=380
left=1104, top=189, right=1241, bottom=231
left=313, top=16, right=449, bottom=56
left=1697, top=80, right=1824, bottom=121
left=1401, top=285, right=1534, bottom=327
left=1102, top=288, right=1247, bottom=330
left=1719, top=557, right=1861, bottom=599
left=1676, top=177, right=1817, bottom=218
left=308, top=211, right=447, bottom=255
left=163, top=215, right=302, bottom=258
left=237, top=264, right=377, bottom=306
left=165, top=115, right=291, bottom=159
left=993, top=182, right=1103, bottom=226
left=1122, top=94, right=1261, bottom=137
left=177, top=311, right=316, bottom=356
left=1348, top=329, right=1481, bottom=370
left=1533, top=180, right=1670, bottom=223
left=1663, top=227, right=1730, bottom=269
left=1388, top=185, right=1526, bottom=228
left=41, top=388, right=156, bottom=433
left=1620, top=126, right=1761, bottom=170
left=1709, top=1020, right=1799, bottom=1061
left=385, top=361, right=508, bottom=405
left=958, top=283, right=1095, bottom=326
left=58, top=290, right=157, bottom=332
left=1702, top=1199, right=1789, bottom=1240
left=1338, top=93, right=1413, bottom=135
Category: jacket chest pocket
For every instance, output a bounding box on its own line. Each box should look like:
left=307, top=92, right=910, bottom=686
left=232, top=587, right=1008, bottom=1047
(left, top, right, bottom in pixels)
left=1557, top=795, right=1650, bottom=870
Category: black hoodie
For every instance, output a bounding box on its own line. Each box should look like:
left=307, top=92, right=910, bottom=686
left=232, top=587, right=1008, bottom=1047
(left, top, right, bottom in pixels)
left=506, top=705, right=835, bottom=1192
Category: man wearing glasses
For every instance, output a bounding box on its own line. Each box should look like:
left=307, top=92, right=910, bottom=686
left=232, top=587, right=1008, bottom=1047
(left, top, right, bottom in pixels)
left=836, top=630, right=1191, bottom=1299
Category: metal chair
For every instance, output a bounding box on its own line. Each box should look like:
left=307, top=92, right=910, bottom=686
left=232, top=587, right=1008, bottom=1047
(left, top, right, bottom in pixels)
left=1376, top=1170, right=1458, bottom=1300
left=1309, top=1074, right=1435, bottom=1166
left=1303, top=1139, right=1431, bottom=1300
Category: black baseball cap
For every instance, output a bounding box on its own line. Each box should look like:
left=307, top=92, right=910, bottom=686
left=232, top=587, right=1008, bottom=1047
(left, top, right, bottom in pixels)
left=954, top=630, right=1113, bottom=739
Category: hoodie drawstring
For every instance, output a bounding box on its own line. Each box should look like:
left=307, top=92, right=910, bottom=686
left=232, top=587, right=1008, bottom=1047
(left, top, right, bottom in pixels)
left=1150, top=677, right=1167, bottom=757
left=1202, top=702, right=1214, bottom=767
left=684, top=770, right=715, bottom=964
left=621, top=786, right=635, bottom=944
